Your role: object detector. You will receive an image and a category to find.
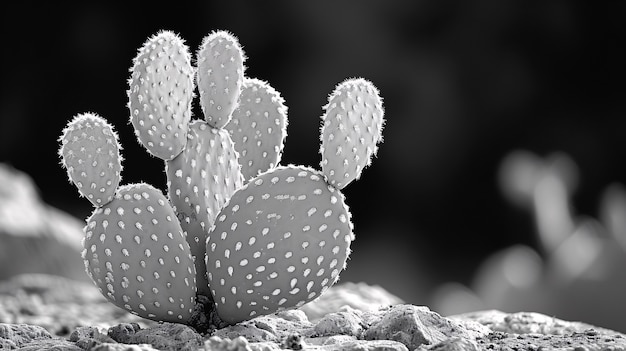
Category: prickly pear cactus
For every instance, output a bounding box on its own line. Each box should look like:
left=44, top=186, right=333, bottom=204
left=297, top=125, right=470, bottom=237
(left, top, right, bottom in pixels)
left=59, top=28, right=385, bottom=330
left=59, top=113, right=199, bottom=324
left=226, top=78, right=288, bottom=182
left=320, top=78, right=384, bottom=189
left=82, top=183, right=197, bottom=323
left=128, top=30, right=247, bottom=294
left=58, top=113, right=122, bottom=207
left=127, top=30, right=194, bottom=161
left=165, top=120, right=244, bottom=292
left=206, top=165, right=352, bottom=324
left=206, top=78, right=384, bottom=324
left=196, top=30, right=245, bottom=129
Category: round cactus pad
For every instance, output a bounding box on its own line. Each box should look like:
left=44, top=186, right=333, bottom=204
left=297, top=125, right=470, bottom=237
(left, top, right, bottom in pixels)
left=206, top=165, right=354, bottom=324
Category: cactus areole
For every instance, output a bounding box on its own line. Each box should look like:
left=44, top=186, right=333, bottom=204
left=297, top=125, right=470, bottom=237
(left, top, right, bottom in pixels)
left=58, top=28, right=385, bottom=330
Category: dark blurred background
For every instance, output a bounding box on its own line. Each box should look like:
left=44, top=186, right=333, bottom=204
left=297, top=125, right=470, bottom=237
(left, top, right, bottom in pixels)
left=1, top=0, right=625, bottom=329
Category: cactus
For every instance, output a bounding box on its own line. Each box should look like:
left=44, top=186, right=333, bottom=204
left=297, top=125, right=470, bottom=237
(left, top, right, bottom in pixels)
left=320, top=78, right=385, bottom=189
left=58, top=112, right=122, bottom=207
left=59, top=113, right=198, bottom=323
left=225, top=78, right=288, bottom=182
left=127, top=30, right=194, bottom=161
left=206, top=77, right=384, bottom=324
left=59, top=29, right=385, bottom=330
left=196, top=30, right=245, bottom=129
left=206, top=165, right=353, bottom=324
left=165, top=120, right=244, bottom=292
left=128, top=30, right=246, bottom=292
left=82, top=183, right=197, bottom=323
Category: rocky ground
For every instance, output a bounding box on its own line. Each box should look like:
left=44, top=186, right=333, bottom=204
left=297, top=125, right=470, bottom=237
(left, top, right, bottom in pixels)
left=0, top=273, right=625, bottom=350
left=1, top=164, right=625, bottom=350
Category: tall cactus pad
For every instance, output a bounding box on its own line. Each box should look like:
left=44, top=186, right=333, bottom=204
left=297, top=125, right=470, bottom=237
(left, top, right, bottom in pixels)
left=226, top=78, right=288, bottom=181
left=59, top=113, right=122, bottom=207
left=128, top=30, right=194, bottom=160
left=166, top=120, right=244, bottom=291
left=206, top=165, right=354, bottom=324
left=320, top=78, right=384, bottom=189
left=82, top=183, right=197, bottom=323
left=196, top=30, right=245, bottom=128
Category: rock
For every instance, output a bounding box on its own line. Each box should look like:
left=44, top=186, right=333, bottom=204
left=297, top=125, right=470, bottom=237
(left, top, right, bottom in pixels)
left=0, top=323, right=51, bottom=348
left=92, top=342, right=161, bottom=351
left=0, top=164, right=86, bottom=282
left=204, top=335, right=260, bottom=351
left=69, top=325, right=117, bottom=349
left=14, top=338, right=84, bottom=350
left=416, top=336, right=479, bottom=351
left=300, top=282, right=403, bottom=321
left=207, top=334, right=411, bottom=351
left=108, top=322, right=204, bottom=351
left=213, top=311, right=313, bottom=343
left=316, top=334, right=356, bottom=345
left=313, top=308, right=364, bottom=336
left=0, top=274, right=152, bottom=336
left=211, top=322, right=276, bottom=343
left=452, top=310, right=618, bottom=335
left=476, top=330, right=626, bottom=351
left=363, top=305, right=490, bottom=350
left=318, top=339, right=409, bottom=351
left=108, top=323, right=143, bottom=341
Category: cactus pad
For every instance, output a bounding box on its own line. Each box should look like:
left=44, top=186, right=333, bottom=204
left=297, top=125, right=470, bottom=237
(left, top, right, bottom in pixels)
left=82, top=183, right=197, bottom=323
left=59, top=112, right=122, bottom=207
left=226, top=78, right=288, bottom=181
left=165, top=120, right=244, bottom=292
left=128, top=30, right=194, bottom=160
left=320, top=78, right=384, bottom=189
left=206, top=165, right=353, bottom=324
left=196, top=30, right=245, bottom=128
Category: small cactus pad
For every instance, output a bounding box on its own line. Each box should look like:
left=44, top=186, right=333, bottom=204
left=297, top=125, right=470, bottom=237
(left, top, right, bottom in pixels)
left=59, top=112, right=122, bottom=207
left=166, top=120, right=244, bottom=292
left=82, top=183, right=198, bottom=323
left=320, top=78, right=384, bottom=189
left=206, top=165, right=353, bottom=324
left=196, top=30, right=245, bottom=128
left=128, top=30, right=194, bottom=160
left=225, top=78, right=288, bottom=181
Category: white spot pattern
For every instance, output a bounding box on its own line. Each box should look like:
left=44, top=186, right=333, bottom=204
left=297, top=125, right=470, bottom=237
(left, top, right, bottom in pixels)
left=205, top=165, right=353, bottom=324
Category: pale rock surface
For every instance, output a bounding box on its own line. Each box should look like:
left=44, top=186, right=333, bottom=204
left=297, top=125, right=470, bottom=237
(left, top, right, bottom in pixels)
left=0, top=164, right=87, bottom=281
